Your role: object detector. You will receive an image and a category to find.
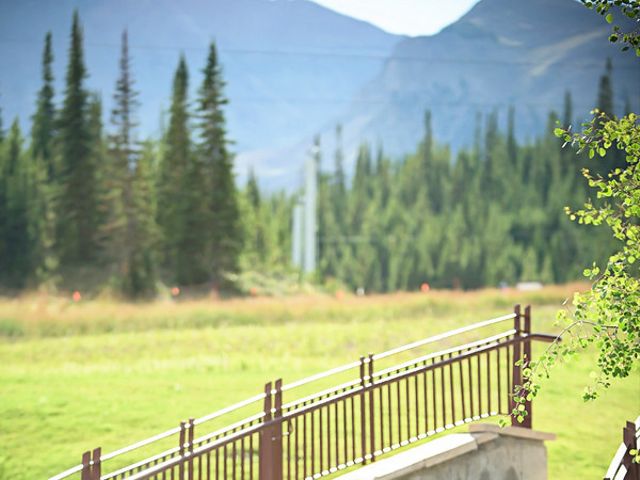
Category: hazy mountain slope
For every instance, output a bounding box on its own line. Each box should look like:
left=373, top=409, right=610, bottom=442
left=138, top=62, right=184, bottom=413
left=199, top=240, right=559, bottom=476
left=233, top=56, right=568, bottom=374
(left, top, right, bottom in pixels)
left=0, top=0, right=401, bottom=168
left=326, top=0, right=640, bottom=170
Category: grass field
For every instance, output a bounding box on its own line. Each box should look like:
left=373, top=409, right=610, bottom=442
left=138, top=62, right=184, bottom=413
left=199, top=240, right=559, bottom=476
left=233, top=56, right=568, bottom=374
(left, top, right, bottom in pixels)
left=0, top=284, right=638, bottom=479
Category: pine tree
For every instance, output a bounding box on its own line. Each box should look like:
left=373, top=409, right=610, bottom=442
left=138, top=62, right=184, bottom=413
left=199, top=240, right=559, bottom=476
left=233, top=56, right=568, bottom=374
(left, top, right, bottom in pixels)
left=57, top=10, right=97, bottom=263
left=2, top=120, right=30, bottom=286
left=562, top=90, right=573, bottom=128
left=29, top=31, right=59, bottom=290
left=32, top=32, right=56, bottom=177
left=158, top=55, right=211, bottom=285
left=597, top=58, right=614, bottom=117
left=158, top=56, right=189, bottom=272
left=507, top=106, right=517, bottom=166
left=595, top=58, right=626, bottom=174
left=124, top=140, right=159, bottom=297
left=0, top=94, right=5, bottom=143
left=196, top=42, right=242, bottom=287
left=102, top=29, right=157, bottom=297
left=247, top=167, right=260, bottom=210
left=102, top=30, right=136, bottom=280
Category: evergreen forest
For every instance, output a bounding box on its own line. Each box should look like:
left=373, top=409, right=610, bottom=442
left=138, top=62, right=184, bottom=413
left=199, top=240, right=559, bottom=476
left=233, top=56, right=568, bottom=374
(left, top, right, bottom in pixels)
left=0, top=12, right=625, bottom=298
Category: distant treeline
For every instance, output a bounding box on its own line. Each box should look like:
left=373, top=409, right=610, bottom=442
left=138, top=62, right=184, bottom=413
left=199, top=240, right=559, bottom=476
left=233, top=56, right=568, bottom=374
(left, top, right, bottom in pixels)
left=0, top=12, right=626, bottom=297
left=312, top=60, right=627, bottom=291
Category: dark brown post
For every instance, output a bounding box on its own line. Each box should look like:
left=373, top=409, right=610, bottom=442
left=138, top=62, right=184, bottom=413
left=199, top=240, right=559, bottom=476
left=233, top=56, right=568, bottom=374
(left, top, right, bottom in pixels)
left=521, top=306, right=533, bottom=429
left=188, top=418, right=195, bottom=480
left=511, top=304, right=522, bottom=427
left=359, top=356, right=367, bottom=465
left=272, top=379, right=284, bottom=480
left=81, top=451, right=91, bottom=480
left=259, top=382, right=273, bottom=480
left=178, top=421, right=186, bottom=480
left=367, top=353, right=376, bottom=462
left=91, top=448, right=101, bottom=480
left=623, top=421, right=639, bottom=479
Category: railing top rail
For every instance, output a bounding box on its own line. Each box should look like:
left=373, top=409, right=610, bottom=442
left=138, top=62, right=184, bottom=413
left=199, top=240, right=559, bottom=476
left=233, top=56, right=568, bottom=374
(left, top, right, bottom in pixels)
left=374, top=329, right=517, bottom=378
left=281, top=360, right=361, bottom=392
left=372, top=312, right=516, bottom=361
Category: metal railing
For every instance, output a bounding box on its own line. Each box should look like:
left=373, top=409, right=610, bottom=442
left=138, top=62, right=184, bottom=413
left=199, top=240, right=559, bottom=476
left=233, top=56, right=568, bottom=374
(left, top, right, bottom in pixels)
left=604, top=416, right=640, bottom=480
left=50, top=304, right=556, bottom=480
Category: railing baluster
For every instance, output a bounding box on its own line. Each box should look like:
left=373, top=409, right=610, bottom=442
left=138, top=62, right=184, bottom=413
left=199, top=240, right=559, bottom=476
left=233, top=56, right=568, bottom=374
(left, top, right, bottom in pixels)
left=440, top=358, right=446, bottom=427
left=497, top=342, right=502, bottom=414
left=334, top=398, right=339, bottom=468
left=422, top=362, right=429, bottom=433
left=414, top=373, right=419, bottom=437
left=405, top=372, right=411, bottom=439
left=467, top=353, right=474, bottom=419
left=486, top=351, right=491, bottom=414
left=359, top=356, right=367, bottom=464
left=459, top=358, right=466, bottom=421
left=431, top=358, right=437, bottom=429
left=303, top=409, right=307, bottom=479
left=397, top=375, right=403, bottom=444
left=378, top=384, right=384, bottom=453
left=449, top=353, right=455, bottom=425
left=311, top=408, right=316, bottom=475
left=477, top=352, right=482, bottom=417
left=319, top=403, right=324, bottom=471
left=340, top=400, right=349, bottom=464
left=387, top=380, right=393, bottom=447
left=368, top=354, right=376, bottom=462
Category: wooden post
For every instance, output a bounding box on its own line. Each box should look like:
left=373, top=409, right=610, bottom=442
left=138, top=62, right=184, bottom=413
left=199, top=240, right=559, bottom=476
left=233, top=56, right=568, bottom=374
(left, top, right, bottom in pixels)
left=178, top=421, right=186, bottom=480
left=272, top=379, right=284, bottom=480
left=623, top=421, right=639, bottom=479
left=91, top=448, right=101, bottom=480
left=259, top=382, right=273, bottom=480
left=81, top=451, right=91, bottom=480
left=188, top=418, right=195, bottom=480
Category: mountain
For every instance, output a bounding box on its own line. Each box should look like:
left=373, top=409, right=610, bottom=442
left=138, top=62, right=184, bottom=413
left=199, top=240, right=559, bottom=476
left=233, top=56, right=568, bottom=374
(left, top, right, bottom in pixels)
left=0, top=0, right=401, bottom=177
left=1, top=0, right=638, bottom=190
left=323, top=0, right=640, bottom=171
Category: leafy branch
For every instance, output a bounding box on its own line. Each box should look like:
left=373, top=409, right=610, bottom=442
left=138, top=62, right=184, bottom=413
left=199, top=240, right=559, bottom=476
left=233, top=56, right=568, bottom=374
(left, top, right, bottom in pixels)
left=505, top=111, right=640, bottom=425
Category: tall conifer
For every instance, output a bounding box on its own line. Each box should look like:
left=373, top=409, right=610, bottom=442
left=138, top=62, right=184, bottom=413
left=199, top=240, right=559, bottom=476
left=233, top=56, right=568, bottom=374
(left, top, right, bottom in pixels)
left=30, top=32, right=59, bottom=289
left=57, top=10, right=97, bottom=262
left=32, top=32, right=56, bottom=176
left=196, top=42, right=242, bottom=286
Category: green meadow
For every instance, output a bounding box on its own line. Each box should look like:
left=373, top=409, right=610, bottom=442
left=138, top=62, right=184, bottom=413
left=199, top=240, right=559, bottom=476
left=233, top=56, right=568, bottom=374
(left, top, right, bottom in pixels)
left=0, top=284, right=637, bottom=479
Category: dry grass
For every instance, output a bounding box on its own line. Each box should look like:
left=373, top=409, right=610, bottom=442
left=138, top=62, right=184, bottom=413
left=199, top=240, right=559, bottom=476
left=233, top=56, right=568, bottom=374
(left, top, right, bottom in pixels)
left=0, top=283, right=588, bottom=338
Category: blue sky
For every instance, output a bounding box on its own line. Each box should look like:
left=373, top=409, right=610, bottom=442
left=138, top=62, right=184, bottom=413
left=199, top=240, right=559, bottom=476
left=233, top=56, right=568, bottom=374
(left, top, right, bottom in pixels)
left=310, top=0, right=481, bottom=36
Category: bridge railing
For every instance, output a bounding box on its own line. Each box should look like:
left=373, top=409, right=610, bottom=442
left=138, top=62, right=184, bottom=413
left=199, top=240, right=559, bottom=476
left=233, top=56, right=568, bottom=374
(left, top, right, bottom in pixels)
left=49, top=304, right=556, bottom=480
left=604, top=417, right=640, bottom=480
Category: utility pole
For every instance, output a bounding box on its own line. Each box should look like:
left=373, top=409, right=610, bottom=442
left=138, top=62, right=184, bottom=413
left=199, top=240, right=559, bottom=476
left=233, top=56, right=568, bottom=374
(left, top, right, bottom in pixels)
left=303, top=146, right=317, bottom=274
left=291, top=200, right=303, bottom=269
left=291, top=144, right=318, bottom=274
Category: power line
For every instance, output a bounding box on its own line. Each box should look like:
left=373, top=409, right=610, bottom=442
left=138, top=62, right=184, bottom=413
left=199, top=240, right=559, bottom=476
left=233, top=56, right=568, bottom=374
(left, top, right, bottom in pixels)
left=0, top=37, right=637, bottom=71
